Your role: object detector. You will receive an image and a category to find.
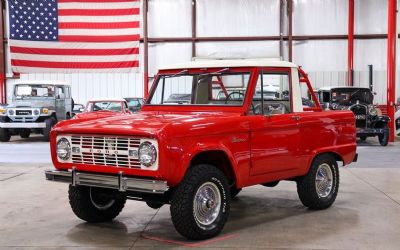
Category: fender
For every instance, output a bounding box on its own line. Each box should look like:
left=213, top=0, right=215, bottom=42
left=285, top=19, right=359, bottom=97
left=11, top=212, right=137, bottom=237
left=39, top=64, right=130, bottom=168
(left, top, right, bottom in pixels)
left=309, top=143, right=357, bottom=169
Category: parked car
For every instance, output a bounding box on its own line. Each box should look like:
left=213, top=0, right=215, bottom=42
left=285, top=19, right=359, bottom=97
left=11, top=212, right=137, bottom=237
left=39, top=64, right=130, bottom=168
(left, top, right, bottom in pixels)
left=163, top=93, right=192, bottom=104
left=124, top=97, right=144, bottom=112
left=73, top=98, right=130, bottom=120
left=45, top=59, right=357, bottom=240
left=0, top=81, right=73, bottom=142
left=72, top=104, right=85, bottom=117
left=316, top=86, right=390, bottom=146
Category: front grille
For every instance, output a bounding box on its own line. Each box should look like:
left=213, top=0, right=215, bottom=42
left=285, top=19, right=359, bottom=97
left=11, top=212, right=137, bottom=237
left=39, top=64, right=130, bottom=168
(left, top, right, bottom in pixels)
left=16, top=110, right=32, bottom=116
left=350, top=104, right=367, bottom=128
left=70, top=135, right=141, bottom=168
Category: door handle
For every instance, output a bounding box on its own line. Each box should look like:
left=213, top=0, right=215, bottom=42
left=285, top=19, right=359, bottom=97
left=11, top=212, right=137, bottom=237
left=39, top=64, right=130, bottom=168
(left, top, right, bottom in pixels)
left=291, top=116, right=301, bottom=121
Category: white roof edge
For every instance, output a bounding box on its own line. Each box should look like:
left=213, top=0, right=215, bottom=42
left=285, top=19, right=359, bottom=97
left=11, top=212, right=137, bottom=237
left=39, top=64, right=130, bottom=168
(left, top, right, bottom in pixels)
left=14, top=80, right=70, bottom=86
left=159, top=59, right=298, bottom=70
left=318, top=86, right=371, bottom=91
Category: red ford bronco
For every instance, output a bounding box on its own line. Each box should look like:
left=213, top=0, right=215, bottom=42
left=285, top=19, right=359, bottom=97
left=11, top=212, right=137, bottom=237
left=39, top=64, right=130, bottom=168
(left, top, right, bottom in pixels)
left=45, top=59, right=357, bottom=240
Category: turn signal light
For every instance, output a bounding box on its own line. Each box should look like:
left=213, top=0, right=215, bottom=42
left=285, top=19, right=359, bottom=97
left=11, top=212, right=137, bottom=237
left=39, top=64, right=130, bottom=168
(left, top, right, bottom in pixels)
left=42, top=108, right=49, bottom=114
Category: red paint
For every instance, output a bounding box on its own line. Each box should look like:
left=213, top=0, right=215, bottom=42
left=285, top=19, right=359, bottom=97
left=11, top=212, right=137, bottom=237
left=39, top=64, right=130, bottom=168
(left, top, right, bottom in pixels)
left=11, top=59, right=139, bottom=69
left=50, top=66, right=357, bottom=189
left=59, top=34, right=140, bottom=42
left=141, top=234, right=238, bottom=247
left=387, top=0, right=397, bottom=142
left=58, top=8, right=140, bottom=16
left=0, top=73, right=5, bottom=104
left=348, top=0, right=354, bottom=86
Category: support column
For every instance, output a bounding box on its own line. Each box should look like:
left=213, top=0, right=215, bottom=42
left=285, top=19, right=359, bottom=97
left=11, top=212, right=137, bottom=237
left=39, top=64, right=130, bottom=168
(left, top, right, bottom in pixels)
left=0, top=0, right=6, bottom=104
left=348, top=0, right=354, bottom=86
left=143, top=0, right=149, bottom=98
left=287, top=0, right=293, bottom=62
left=386, top=0, right=397, bottom=142
left=191, top=0, right=196, bottom=58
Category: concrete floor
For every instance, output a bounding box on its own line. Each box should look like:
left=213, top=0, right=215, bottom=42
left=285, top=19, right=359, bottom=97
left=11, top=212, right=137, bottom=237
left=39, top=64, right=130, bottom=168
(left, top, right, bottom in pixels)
left=1, top=135, right=400, bottom=249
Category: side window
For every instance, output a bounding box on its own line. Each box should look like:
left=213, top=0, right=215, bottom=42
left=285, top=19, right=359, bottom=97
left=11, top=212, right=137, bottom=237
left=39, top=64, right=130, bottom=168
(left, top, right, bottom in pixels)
left=251, top=72, right=291, bottom=115
left=56, top=87, right=65, bottom=99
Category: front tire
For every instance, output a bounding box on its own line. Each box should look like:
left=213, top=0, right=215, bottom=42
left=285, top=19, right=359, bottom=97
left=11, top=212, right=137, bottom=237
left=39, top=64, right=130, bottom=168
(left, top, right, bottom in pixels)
left=378, top=127, right=389, bottom=146
left=297, top=154, right=339, bottom=210
left=43, top=117, right=56, bottom=141
left=68, top=186, right=126, bottom=223
left=0, top=128, right=11, bottom=142
left=170, top=164, right=230, bottom=240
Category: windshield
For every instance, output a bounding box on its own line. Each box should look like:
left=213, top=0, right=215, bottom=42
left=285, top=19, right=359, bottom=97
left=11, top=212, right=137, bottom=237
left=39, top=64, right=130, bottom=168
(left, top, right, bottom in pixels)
left=15, top=84, right=55, bottom=98
left=148, top=70, right=251, bottom=106
left=86, top=101, right=123, bottom=112
left=331, top=88, right=373, bottom=105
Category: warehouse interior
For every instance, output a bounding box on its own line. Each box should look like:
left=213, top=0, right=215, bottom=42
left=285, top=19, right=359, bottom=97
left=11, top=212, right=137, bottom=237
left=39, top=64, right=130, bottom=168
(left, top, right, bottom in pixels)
left=1, top=0, right=400, bottom=249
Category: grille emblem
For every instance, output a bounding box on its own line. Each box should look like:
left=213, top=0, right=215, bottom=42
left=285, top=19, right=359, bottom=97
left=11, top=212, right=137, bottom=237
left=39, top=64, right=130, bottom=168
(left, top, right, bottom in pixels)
left=106, top=138, right=117, bottom=155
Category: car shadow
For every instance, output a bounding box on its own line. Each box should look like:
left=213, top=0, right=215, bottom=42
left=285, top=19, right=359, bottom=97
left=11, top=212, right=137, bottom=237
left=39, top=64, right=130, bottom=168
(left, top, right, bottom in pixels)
left=9, top=135, right=48, bottom=143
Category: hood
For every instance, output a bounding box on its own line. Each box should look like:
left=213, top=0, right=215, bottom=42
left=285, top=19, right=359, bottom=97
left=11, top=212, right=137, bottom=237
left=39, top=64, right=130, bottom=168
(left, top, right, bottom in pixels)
left=54, top=111, right=246, bottom=138
left=7, top=99, right=54, bottom=109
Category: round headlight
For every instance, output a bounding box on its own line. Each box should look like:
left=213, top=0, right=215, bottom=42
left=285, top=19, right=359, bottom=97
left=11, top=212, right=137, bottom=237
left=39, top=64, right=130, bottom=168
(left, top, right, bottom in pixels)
left=138, top=141, right=157, bottom=167
left=8, top=109, right=14, bottom=116
left=33, top=109, right=40, bottom=116
left=369, top=108, right=378, bottom=116
left=57, top=138, right=71, bottom=161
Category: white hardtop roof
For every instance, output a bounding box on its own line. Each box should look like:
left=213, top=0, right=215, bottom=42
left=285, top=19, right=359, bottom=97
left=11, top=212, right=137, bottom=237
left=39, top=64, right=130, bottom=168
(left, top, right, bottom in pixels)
left=87, top=98, right=126, bottom=102
left=14, top=80, right=70, bottom=86
left=159, top=59, right=298, bottom=70
left=318, top=86, right=370, bottom=91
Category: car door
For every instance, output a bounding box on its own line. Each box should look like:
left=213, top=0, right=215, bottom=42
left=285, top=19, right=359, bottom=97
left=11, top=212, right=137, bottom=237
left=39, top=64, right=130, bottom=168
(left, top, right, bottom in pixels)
left=249, top=69, right=300, bottom=176
left=55, top=86, right=66, bottom=120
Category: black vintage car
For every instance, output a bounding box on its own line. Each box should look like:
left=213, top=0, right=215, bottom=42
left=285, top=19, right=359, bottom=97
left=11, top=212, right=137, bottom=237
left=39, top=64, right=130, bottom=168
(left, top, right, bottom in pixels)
left=316, top=87, right=390, bottom=146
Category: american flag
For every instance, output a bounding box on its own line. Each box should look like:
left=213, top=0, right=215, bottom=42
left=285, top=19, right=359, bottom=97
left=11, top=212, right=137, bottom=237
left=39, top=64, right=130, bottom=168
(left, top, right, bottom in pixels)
left=8, top=0, right=140, bottom=73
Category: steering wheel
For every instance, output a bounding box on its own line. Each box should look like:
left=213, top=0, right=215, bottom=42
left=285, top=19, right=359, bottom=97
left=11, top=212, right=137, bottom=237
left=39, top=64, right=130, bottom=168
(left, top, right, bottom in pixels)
left=253, top=103, right=270, bottom=115
left=224, top=92, right=255, bottom=113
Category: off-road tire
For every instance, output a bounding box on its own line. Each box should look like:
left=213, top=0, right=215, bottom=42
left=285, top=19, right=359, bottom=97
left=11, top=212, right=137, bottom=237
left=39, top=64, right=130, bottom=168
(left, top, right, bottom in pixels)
left=359, top=136, right=367, bottom=142
left=68, top=185, right=126, bottom=223
left=297, top=154, right=339, bottom=210
left=146, top=201, right=163, bottom=209
left=170, top=164, right=230, bottom=240
left=378, top=127, right=389, bottom=146
left=43, top=117, right=56, bottom=141
left=230, top=187, right=242, bottom=199
left=0, top=128, right=11, bottom=142
left=19, top=129, right=31, bottom=139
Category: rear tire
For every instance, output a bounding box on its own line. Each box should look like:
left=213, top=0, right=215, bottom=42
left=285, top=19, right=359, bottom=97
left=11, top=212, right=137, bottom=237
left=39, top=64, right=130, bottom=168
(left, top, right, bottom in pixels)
left=230, top=187, right=242, bottom=199
left=378, top=127, right=389, bottom=146
left=297, top=154, right=339, bottom=210
left=0, top=128, right=11, bottom=142
left=170, top=164, right=230, bottom=240
left=19, top=129, right=31, bottom=139
left=68, top=185, right=126, bottom=223
left=43, top=117, right=56, bottom=141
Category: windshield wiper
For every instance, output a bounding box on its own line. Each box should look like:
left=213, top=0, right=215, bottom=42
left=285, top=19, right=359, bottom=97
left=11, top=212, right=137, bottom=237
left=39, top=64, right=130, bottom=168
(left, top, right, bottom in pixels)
left=199, top=68, right=230, bottom=76
left=164, top=70, right=189, bottom=78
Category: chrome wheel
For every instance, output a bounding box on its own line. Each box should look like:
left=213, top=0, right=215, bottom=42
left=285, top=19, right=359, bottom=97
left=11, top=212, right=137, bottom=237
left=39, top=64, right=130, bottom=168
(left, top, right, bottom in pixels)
left=193, top=182, right=221, bottom=228
left=89, top=187, right=115, bottom=211
left=315, top=163, right=333, bottom=198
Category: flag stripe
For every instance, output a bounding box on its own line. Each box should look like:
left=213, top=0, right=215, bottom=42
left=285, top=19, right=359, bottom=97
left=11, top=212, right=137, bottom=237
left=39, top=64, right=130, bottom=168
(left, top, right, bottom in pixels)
left=59, top=28, right=139, bottom=36
left=58, top=2, right=139, bottom=9
left=10, top=40, right=139, bottom=49
left=12, top=53, right=139, bottom=62
left=58, top=0, right=139, bottom=3
left=58, top=8, right=140, bottom=16
left=58, top=15, right=139, bottom=23
left=59, top=34, right=140, bottom=42
left=59, top=21, right=140, bottom=29
left=10, top=46, right=139, bottom=56
left=11, top=59, right=139, bottom=69
left=12, top=66, right=138, bottom=73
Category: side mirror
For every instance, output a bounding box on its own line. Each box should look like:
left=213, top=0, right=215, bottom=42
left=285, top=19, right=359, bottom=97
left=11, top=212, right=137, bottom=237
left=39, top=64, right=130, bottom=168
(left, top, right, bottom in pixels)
left=79, top=108, right=84, bottom=112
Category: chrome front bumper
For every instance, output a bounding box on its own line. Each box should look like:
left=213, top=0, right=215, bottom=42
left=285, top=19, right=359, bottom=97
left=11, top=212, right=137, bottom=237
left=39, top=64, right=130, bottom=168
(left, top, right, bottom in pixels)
left=0, top=122, right=46, bottom=128
left=45, top=169, right=169, bottom=194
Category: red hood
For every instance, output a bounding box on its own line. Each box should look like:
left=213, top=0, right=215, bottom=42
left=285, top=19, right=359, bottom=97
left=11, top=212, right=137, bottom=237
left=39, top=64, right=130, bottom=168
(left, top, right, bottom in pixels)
left=53, top=111, right=246, bottom=138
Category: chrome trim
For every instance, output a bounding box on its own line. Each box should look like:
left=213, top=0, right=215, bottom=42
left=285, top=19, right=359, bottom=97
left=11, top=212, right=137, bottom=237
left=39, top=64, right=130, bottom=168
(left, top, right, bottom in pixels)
left=0, top=122, right=46, bottom=128
left=45, top=169, right=169, bottom=194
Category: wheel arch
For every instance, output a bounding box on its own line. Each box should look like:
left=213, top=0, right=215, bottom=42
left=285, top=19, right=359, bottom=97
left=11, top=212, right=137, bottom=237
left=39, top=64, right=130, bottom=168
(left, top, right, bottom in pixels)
left=312, top=151, right=344, bottom=166
left=189, top=150, right=238, bottom=187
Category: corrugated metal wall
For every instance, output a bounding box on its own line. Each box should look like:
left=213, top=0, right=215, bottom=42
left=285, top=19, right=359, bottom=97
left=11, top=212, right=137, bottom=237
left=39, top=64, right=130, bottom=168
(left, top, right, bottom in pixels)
left=4, top=0, right=400, bottom=105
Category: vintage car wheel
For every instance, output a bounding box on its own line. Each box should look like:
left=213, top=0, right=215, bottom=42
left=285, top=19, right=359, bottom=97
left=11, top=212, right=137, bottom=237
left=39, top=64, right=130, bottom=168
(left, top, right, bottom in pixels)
left=378, top=127, right=389, bottom=146
left=359, top=136, right=367, bottom=141
left=43, top=117, right=56, bottom=141
left=0, top=128, right=11, bottom=142
left=146, top=201, right=163, bottom=209
left=297, top=154, right=339, bottom=210
left=68, top=185, right=126, bottom=223
left=170, top=164, right=230, bottom=240
left=19, top=129, right=31, bottom=139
